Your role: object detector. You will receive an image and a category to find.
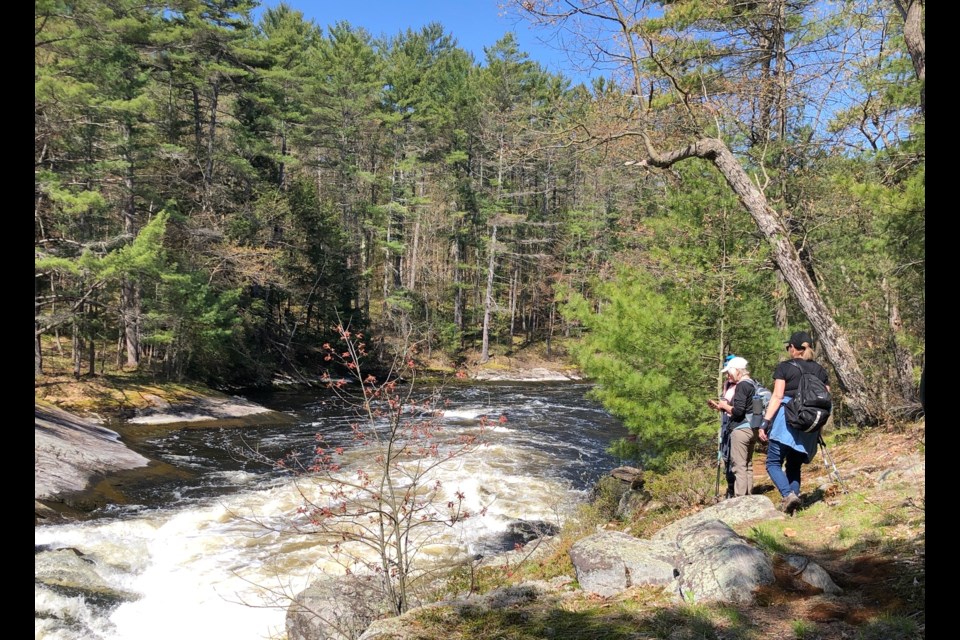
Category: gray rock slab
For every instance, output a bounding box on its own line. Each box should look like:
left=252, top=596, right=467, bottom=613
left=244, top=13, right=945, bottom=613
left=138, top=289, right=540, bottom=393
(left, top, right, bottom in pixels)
left=287, top=576, right=391, bottom=640
left=651, top=494, right=780, bottom=544
left=127, top=393, right=276, bottom=425
left=471, top=367, right=582, bottom=381
left=676, top=520, right=774, bottom=604
left=35, top=404, right=149, bottom=500
left=569, top=530, right=678, bottom=597
left=35, top=547, right=140, bottom=601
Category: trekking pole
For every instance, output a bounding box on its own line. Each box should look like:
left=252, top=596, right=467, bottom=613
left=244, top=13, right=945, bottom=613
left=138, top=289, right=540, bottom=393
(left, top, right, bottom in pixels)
left=715, top=433, right=722, bottom=499
left=715, top=416, right=724, bottom=499
left=818, top=434, right=849, bottom=494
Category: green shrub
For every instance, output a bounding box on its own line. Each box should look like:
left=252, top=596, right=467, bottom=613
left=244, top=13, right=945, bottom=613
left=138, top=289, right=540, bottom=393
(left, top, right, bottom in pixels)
left=591, top=475, right=628, bottom=521
left=645, top=451, right=715, bottom=508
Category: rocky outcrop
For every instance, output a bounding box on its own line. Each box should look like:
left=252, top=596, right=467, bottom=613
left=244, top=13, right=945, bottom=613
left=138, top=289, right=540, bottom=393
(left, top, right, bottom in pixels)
left=36, top=393, right=284, bottom=507
left=651, top=494, right=778, bottom=544
left=287, top=576, right=392, bottom=640
left=566, top=496, right=825, bottom=605
left=126, top=392, right=278, bottom=425
left=471, top=367, right=582, bottom=382
left=35, top=546, right=140, bottom=601
left=35, top=403, right=149, bottom=503
left=285, top=493, right=846, bottom=639
left=674, top=519, right=774, bottom=603
left=568, top=520, right=777, bottom=604
left=568, top=531, right=678, bottom=597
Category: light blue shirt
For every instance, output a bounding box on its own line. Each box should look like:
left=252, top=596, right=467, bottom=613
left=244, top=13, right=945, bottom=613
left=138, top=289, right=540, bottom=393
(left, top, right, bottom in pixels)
left=768, top=396, right=820, bottom=463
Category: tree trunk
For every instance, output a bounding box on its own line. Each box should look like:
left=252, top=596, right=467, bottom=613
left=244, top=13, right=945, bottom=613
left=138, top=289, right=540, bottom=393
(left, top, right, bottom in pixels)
left=546, top=301, right=555, bottom=357
left=35, top=329, right=43, bottom=376
left=121, top=122, right=140, bottom=369
left=72, top=316, right=82, bottom=379
left=635, top=136, right=874, bottom=424
left=509, top=266, right=519, bottom=339
left=480, top=224, right=498, bottom=363
left=278, top=122, right=287, bottom=190
left=453, top=232, right=464, bottom=337
left=408, top=213, right=420, bottom=291
left=894, top=0, right=925, bottom=114
left=716, top=232, right=729, bottom=398
left=205, top=79, right=219, bottom=188
left=774, top=270, right=789, bottom=333
left=121, top=280, right=140, bottom=368
left=192, top=86, right=203, bottom=159
left=882, top=277, right=918, bottom=405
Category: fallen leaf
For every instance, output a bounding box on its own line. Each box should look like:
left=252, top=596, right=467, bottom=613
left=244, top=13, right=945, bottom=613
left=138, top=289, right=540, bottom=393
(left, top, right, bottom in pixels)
left=783, top=528, right=797, bottom=537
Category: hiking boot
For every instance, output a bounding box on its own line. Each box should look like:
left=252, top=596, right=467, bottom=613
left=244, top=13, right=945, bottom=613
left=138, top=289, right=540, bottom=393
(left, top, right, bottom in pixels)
left=779, top=492, right=801, bottom=515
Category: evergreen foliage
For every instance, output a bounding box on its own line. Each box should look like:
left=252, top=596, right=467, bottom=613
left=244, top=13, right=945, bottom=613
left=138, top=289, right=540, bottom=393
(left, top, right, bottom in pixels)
left=36, top=1, right=923, bottom=431
left=561, top=270, right=713, bottom=469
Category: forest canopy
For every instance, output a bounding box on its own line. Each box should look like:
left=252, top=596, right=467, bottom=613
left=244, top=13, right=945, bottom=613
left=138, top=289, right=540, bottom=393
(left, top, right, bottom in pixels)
left=35, top=0, right=924, bottom=466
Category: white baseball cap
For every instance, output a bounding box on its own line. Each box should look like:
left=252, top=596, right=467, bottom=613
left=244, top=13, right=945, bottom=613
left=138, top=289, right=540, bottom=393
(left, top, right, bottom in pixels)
left=722, top=356, right=748, bottom=373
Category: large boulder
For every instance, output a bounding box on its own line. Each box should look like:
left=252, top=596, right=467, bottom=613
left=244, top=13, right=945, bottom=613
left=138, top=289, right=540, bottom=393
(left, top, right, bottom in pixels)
left=616, top=489, right=654, bottom=521
left=674, top=519, right=775, bottom=604
left=286, top=575, right=392, bottom=640
left=568, top=531, right=678, bottom=598
left=567, top=496, right=795, bottom=605
left=35, top=547, right=140, bottom=601
left=651, top=494, right=780, bottom=544
left=360, top=584, right=549, bottom=640
left=592, top=466, right=647, bottom=520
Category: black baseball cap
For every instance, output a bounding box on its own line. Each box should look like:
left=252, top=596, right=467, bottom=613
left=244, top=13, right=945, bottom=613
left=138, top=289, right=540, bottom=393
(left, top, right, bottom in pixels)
left=786, top=331, right=813, bottom=348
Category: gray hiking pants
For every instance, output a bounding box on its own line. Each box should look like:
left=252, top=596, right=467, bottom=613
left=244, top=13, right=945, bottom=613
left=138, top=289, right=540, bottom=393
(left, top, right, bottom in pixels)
left=729, top=427, right=758, bottom=497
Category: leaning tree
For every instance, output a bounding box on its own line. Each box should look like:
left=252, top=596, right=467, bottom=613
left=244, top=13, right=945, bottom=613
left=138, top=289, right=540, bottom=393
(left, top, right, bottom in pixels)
left=508, top=0, right=924, bottom=424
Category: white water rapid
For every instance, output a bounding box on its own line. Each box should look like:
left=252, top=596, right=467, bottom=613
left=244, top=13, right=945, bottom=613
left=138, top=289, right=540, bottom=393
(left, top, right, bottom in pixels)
left=35, top=381, right=628, bottom=640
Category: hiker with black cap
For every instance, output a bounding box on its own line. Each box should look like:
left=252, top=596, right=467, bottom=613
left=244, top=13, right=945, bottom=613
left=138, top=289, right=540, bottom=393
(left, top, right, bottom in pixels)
left=757, top=331, right=830, bottom=515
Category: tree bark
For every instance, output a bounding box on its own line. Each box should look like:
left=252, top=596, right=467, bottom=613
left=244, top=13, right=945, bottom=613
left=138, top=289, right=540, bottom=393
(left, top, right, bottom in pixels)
left=480, top=224, right=498, bottom=363
left=35, top=329, right=43, bottom=376
left=774, top=271, right=789, bottom=333
left=634, top=136, right=874, bottom=424
left=72, top=319, right=81, bottom=379
left=121, top=121, right=140, bottom=369
left=882, top=277, right=918, bottom=405
left=454, top=231, right=464, bottom=338
left=894, top=0, right=924, bottom=114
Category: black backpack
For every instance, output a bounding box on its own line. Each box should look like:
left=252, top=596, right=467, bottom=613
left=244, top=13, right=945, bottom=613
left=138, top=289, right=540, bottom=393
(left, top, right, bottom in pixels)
left=785, top=361, right=832, bottom=433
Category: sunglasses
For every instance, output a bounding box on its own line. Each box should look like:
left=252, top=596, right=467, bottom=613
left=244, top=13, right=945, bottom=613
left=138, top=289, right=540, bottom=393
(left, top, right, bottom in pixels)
left=786, top=344, right=806, bottom=351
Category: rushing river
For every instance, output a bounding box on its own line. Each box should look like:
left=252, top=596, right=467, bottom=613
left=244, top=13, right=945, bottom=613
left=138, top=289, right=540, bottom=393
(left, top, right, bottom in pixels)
left=35, top=380, right=630, bottom=640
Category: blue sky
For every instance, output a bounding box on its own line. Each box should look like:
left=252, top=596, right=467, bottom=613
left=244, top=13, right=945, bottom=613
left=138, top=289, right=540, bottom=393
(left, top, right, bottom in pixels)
left=253, top=0, right=600, bottom=85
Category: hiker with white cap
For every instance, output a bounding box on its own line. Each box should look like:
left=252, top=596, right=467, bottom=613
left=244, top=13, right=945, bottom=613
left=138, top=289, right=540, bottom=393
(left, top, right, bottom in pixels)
left=707, top=356, right=760, bottom=498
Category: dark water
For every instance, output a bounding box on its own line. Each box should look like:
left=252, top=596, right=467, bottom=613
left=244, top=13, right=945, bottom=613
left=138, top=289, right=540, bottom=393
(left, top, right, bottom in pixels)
left=35, top=380, right=630, bottom=640
left=90, top=380, right=631, bottom=520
